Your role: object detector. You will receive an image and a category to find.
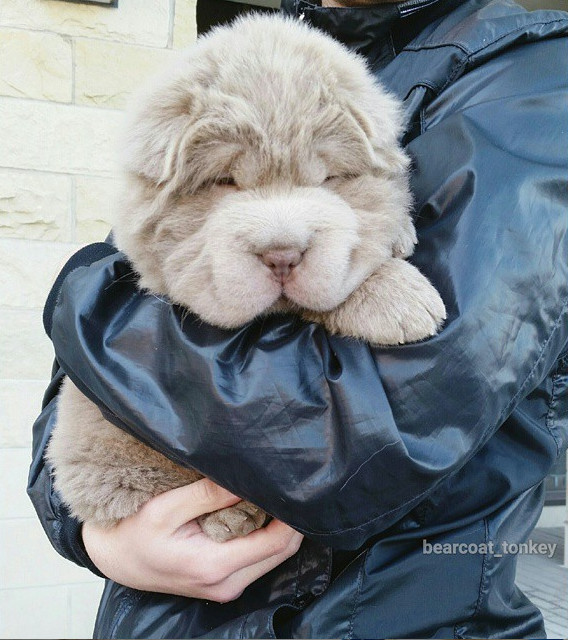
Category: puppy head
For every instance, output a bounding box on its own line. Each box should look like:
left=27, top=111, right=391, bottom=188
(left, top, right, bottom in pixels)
left=114, top=14, right=414, bottom=328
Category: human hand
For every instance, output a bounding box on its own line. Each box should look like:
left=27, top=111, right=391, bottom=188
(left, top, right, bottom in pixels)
left=82, top=478, right=303, bottom=602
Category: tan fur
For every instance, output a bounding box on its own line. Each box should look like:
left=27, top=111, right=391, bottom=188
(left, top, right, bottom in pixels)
left=47, top=15, right=446, bottom=541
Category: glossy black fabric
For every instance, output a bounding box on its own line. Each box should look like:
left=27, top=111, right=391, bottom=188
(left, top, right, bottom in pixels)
left=28, top=0, right=568, bottom=637
left=196, top=0, right=275, bottom=35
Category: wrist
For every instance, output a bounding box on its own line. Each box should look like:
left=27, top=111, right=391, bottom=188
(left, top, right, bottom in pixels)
left=56, top=515, right=106, bottom=579
left=80, top=521, right=108, bottom=580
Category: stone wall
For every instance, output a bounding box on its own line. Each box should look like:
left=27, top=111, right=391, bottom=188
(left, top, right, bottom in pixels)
left=0, top=1, right=196, bottom=637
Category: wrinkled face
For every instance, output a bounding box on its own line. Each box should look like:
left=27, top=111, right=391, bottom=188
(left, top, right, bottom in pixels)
left=115, top=15, right=413, bottom=328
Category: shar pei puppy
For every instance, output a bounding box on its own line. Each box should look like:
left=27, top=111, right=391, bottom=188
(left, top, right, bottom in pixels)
left=47, top=14, right=446, bottom=542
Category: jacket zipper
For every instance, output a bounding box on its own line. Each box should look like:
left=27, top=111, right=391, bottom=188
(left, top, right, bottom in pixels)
left=398, top=0, right=444, bottom=17
left=294, top=0, right=443, bottom=19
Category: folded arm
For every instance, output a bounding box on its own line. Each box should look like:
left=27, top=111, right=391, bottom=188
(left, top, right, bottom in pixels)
left=31, top=40, right=568, bottom=551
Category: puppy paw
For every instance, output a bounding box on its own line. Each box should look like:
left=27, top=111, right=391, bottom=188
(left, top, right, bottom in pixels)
left=198, top=502, right=268, bottom=542
left=311, top=258, right=446, bottom=345
left=391, top=214, right=417, bottom=259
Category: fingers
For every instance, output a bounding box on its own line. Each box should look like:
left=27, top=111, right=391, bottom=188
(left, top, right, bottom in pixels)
left=206, top=523, right=304, bottom=602
left=142, top=478, right=242, bottom=530
left=213, top=519, right=304, bottom=574
left=82, top=482, right=303, bottom=601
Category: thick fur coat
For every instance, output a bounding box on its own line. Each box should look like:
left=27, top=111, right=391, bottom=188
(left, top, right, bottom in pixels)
left=47, top=15, right=445, bottom=542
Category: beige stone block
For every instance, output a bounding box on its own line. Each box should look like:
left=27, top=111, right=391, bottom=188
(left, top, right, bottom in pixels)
left=0, top=98, right=123, bottom=176
left=0, top=585, right=69, bottom=638
left=75, top=176, right=117, bottom=243
left=0, top=170, right=70, bottom=241
left=0, top=380, right=49, bottom=448
left=173, top=0, right=197, bottom=50
left=0, top=0, right=170, bottom=47
left=0, top=309, right=54, bottom=380
left=0, top=517, right=100, bottom=588
left=69, top=582, right=105, bottom=638
left=75, top=38, right=176, bottom=109
left=0, top=448, right=36, bottom=519
left=0, top=239, right=81, bottom=308
left=0, top=28, right=72, bottom=103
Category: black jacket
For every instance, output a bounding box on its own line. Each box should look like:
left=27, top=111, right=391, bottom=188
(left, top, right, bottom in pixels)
left=29, top=0, right=568, bottom=637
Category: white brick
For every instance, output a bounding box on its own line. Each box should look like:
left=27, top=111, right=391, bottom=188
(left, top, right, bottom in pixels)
left=0, top=98, right=123, bottom=177
left=0, top=0, right=171, bottom=47
left=0, top=380, right=49, bottom=449
left=0, top=239, right=81, bottom=308
left=173, top=0, right=197, bottom=50
left=75, top=176, right=117, bottom=243
left=0, top=518, right=99, bottom=588
left=0, top=448, right=36, bottom=519
left=0, top=309, right=53, bottom=380
left=0, top=28, right=72, bottom=103
left=75, top=39, right=176, bottom=109
left=69, top=582, right=105, bottom=638
left=0, top=585, right=69, bottom=638
left=0, top=170, right=71, bottom=241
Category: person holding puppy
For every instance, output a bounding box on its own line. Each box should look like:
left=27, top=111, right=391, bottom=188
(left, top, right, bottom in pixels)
left=29, top=0, right=568, bottom=638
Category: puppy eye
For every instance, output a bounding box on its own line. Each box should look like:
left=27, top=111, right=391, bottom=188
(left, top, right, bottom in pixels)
left=324, top=174, right=354, bottom=184
left=215, top=176, right=236, bottom=186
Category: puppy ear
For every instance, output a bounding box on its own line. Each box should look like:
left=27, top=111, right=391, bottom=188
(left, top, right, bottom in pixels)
left=342, top=108, right=382, bottom=170
left=122, top=88, right=244, bottom=195
left=168, top=122, right=241, bottom=194
left=121, top=76, right=197, bottom=187
left=347, top=91, right=410, bottom=176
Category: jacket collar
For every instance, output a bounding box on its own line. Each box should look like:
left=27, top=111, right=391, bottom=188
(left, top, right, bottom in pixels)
left=280, top=0, right=464, bottom=70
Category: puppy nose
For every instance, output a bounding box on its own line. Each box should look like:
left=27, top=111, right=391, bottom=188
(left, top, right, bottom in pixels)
left=261, top=249, right=303, bottom=280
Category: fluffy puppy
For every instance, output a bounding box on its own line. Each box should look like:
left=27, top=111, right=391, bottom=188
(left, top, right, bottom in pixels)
left=47, top=15, right=446, bottom=542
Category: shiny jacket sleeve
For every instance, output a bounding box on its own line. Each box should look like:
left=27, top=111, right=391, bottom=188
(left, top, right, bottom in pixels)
left=27, top=364, right=105, bottom=576
left=46, top=36, right=568, bottom=550
left=26, top=243, right=119, bottom=574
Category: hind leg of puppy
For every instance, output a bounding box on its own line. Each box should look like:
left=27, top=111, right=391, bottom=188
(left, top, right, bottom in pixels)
left=47, top=378, right=202, bottom=527
left=305, top=258, right=446, bottom=345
